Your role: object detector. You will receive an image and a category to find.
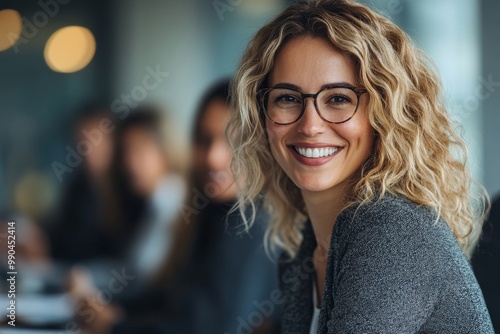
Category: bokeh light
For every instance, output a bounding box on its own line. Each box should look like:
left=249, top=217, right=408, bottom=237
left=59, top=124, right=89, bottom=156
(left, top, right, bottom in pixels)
left=44, top=26, right=96, bottom=73
left=0, top=9, right=23, bottom=52
left=14, top=171, right=56, bottom=221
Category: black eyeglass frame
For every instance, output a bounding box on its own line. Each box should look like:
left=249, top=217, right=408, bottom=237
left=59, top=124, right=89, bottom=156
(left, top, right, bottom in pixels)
left=257, top=85, right=368, bottom=125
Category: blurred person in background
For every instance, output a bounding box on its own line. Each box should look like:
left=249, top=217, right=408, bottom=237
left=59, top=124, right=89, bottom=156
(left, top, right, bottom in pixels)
left=2, top=105, right=132, bottom=328
left=48, top=105, right=133, bottom=264
left=473, top=194, right=500, bottom=331
left=71, top=80, right=280, bottom=334
left=117, top=106, right=188, bottom=283
left=68, top=105, right=189, bottom=332
left=164, top=79, right=281, bottom=334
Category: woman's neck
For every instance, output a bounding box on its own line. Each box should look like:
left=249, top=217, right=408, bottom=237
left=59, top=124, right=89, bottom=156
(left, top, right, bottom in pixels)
left=302, top=181, right=352, bottom=253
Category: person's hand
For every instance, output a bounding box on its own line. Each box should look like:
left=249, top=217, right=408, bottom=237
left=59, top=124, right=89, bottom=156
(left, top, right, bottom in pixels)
left=67, top=266, right=123, bottom=334
left=67, top=266, right=96, bottom=298
left=77, top=295, right=123, bottom=334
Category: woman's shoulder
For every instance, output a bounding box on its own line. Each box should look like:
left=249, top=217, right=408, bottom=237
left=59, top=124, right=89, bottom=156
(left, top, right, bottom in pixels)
left=337, top=193, right=447, bottom=229
left=333, top=193, right=459, bottom=256
left=322, top=195, right=492, bottom=334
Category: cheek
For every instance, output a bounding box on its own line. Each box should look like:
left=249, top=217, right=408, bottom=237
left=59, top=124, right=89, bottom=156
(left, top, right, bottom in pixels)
left=336, top=115, right=374, bottom=156
left=134, top=150, right=150, bottom=173
left=137, top=146, right=162, bottom=175
left=265, top=120, right=285, bottom=154
left=222, top=148, right=233, bottom=171
left=125, top=152, right=141, bottom=177
left=193, top=147, right=203, bottom=166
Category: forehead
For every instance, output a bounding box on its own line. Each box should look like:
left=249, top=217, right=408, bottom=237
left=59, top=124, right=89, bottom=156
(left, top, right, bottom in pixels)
left=269, top=36, right=357, bottom=90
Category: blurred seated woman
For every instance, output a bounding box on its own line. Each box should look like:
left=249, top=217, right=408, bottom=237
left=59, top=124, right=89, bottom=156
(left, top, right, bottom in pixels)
left=161, top=79, right=280, bottom=334
left=69, top=105, right=188, bottom=288
left=48, top=105, right=130, bottom=264
left=118, top=106, right=188, bottom=283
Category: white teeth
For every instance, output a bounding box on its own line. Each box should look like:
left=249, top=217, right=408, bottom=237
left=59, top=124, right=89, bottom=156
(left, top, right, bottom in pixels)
left=295, top=146, right=340, bottom=158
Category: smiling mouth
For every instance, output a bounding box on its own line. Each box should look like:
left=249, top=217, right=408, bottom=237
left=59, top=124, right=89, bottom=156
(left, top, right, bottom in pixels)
left=293, top=146, right=342, bottom=159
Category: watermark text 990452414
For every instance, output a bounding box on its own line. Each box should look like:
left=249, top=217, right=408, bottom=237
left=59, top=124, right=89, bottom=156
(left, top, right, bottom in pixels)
left=5, top=221, right=17, bottom=327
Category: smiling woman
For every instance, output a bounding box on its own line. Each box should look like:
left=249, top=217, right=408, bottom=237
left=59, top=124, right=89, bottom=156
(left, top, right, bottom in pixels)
left=227, top=0, right=493, bottom=333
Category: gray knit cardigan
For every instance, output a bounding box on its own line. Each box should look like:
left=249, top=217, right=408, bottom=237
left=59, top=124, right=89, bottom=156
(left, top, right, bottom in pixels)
left=278, top=194, right=494, bottom=333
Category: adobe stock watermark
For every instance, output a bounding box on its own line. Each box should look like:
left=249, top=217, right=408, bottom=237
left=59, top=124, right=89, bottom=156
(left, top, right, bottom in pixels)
left=65, top=267, right=135, bottom=334
left=51, top=64, right=170, bottom=182
left=453, top=74, right=500, bottom=121
left=8, top=0, right=71, bottom=54
left=110, top=64, right=170, bottom=121
left=213, top=0, right=245, bottom=21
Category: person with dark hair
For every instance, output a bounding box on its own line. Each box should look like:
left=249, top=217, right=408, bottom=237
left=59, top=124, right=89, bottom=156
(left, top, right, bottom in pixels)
left=191, top=79, right=237, bottom=202
left=67, top=104, right=189, bottom=333
left=117, top=105, right=188, bottom=282
left=48, top=104, right=131, bottom=263
left=171, top=78, right=280, bottom=333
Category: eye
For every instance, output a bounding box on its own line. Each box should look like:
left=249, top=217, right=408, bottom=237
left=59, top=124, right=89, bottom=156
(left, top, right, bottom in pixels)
left=328, top=95, right=351, bottom=104
left=275, top=94, right=301, bottom=105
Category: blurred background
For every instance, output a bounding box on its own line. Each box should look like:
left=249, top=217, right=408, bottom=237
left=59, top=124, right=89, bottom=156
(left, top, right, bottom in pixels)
left=0, top=0, right=499, bottom=333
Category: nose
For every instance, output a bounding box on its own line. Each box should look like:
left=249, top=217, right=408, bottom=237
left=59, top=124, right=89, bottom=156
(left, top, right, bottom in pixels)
left=295, top=98, right=327, bottom=136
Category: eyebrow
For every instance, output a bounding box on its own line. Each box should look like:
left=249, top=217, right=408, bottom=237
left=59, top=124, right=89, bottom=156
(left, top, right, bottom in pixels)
left=272, top=82, right=358, bottom=91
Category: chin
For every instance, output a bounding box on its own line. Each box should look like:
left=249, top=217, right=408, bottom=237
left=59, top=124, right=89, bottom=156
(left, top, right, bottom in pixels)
left=212, top=191, right=236, bottom=203
left=202, top=183, right=234, bottom=201
left=290, top=174, right=339, bottom=193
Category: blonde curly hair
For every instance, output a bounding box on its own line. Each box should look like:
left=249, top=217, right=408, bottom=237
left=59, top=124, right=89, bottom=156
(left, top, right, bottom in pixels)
left=227, top=0, right=489, bottom=259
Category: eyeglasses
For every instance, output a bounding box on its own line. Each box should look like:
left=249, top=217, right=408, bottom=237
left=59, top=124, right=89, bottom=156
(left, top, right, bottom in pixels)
left=258, top=85, right=367, bottom=125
